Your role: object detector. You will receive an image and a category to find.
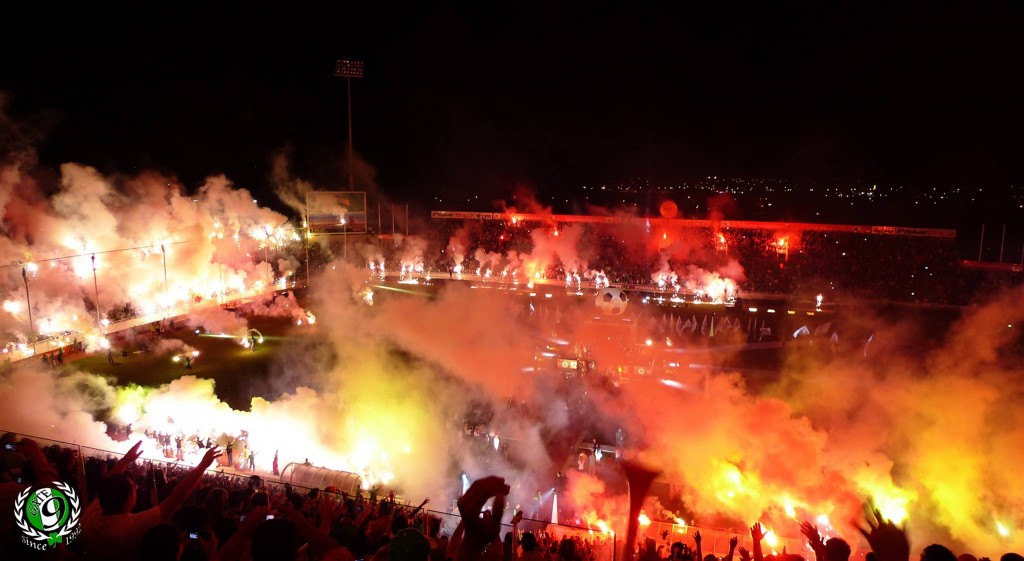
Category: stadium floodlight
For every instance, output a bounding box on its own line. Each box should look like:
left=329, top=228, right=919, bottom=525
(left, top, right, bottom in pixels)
left=334, top=60, right=364, bottom=79
left=335, top=60, right=364, bottom=192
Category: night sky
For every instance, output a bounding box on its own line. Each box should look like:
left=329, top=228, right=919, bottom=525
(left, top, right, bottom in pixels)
left=2, top=4, right=1022, bottom=212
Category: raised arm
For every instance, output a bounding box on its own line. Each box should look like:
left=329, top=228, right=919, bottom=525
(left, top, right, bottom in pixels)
left=750, top=523, right=765, bottom=561
left=800, top=522, right=825, bottom=561
left=157, top=446, right=221, bottom=521
left=511, top=510, right=523, bottom=560
left=279, top=501, right=350, bottom=560
left=107, top=440, right=144, bottom=476
left=724, top=536, right=738, bottom=561
left=410, top=497, right=431, bottom=517
left=456, top=476, right=510, bottom=561
left=216, top=505, right=268, bottom=561
left=857, top=505, right=909, bottom=561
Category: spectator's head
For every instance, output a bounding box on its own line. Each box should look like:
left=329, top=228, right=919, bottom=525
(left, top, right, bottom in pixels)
left=824, top=537, right=851, bottom=561
left=427, top=516, right=441, bottom=538
left=172, top=505, right=213, bottom=534
left=139, top=522, right=183, bottom=561
left=251, top=519, right=300, bottom=561
left=99, top=472, right=136, bottom=514
left=391, top=514, right=409, bottom=534
left=921, top=545, right=957, bottom=561
left=957, top=555, right=977, bottom=561
left=227, top=490, right=245, bottom=512
left=204, top=487, right=228, bottom=515
left=1001, top=555, right=1024, bottom=561
left=522, top=532, right=538, bottom=552
left=671, top=542, right=684, bottom=558
left=559, top=538, right=576, bottom=561
left=389, top=527, right=431, bottom=561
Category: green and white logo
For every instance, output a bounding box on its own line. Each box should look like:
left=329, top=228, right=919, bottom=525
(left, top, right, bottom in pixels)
left=14, top=482, right=81, bottom=549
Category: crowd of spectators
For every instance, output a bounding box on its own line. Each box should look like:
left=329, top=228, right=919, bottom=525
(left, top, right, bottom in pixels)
left=2, top=435, right=1021, bottom=561
left=412, top=219, right=1022, bottom=306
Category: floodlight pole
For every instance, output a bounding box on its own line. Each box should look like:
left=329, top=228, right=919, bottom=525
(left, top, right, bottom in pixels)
left=305, top=227, right=312, bottom=288
left=92, top=255, right=101, bottom=325
left=335, top=60, right=365, bottom=191
left=161, top=244, right=169, bottom=312
left=347, top=77, right=354, bottom=190
left=21, top=266, right=34, bottom=341
left=342, top=218, right=348, bottom=260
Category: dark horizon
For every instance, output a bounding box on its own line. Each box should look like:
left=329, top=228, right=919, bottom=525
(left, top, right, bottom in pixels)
left=2, top=4, right=1023, bottom=220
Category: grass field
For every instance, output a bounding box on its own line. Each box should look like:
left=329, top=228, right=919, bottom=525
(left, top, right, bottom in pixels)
left=70, top=315, right=307, bottom=410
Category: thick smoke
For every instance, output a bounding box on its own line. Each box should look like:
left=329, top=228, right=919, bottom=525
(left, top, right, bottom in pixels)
left=1, top=111, right=1020, bottom=557
left=0, top=160, right=301, bottom=344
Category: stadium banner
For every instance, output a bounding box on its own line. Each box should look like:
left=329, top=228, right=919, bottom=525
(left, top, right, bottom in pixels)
left=430, top=211, right=956, bottom=238
left=307, top=192, right=367, bottom=234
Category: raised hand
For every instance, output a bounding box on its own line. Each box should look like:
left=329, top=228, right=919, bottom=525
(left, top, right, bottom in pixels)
left=739, top=547, right=752, bottom=561
left=110, top=440, right=145, bottom=475
left=856, top=506, right=909, bottom=561
left=750, top=523, right=765, bottom=543
left=800, top=522, right=825, bottom=552
left=199, top=446, right=223, bottom=469
left=199, top=529, right=219, bottom=559
left=729, top=536, right=738, bottom=550
left=241, top=506, right=269, bottom=534
left=457, top=476, right=510, bottom=560
left=748, top=522, right=765, bottom=561
left=694, top=531, right=702, bottom=545
left=125, top=440, right=144, bottom=463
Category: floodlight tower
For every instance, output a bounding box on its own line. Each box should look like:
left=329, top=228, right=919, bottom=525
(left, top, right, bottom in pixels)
left=334, top=59, right=365, bottom=191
